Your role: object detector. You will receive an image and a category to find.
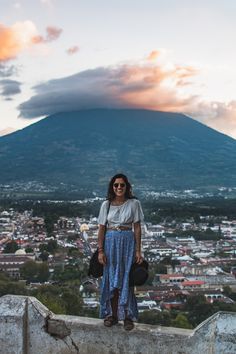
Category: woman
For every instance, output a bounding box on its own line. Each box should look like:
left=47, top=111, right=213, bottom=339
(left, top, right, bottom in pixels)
left=97, top=173, right=144, bottom=331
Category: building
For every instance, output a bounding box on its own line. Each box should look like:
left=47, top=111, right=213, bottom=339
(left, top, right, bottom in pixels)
left=0, top=251, right=35, bottom=279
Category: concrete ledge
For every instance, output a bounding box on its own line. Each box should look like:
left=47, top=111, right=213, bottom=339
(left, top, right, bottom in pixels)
left=0, top=295, right=27, bottom=354
left=0, top=295, right=236, bottom=354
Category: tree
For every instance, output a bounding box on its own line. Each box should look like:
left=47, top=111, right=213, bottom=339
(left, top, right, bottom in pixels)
left=44, top=215, right=56, bottom=236
left=39, top=251, right=49, bottom=262
left=193, top=214, right=201, bottom=224
left=0, top=274, right=27, bottom=297
left=37, top=263, right=50, bottom=282
left=68, top=248, right=81, bottom=257
left=223, top=285, right=232, bottom=297
left=20, top=260, right=50, bottom=283
left=47, top=239, right=58, bottom=254
left=3, top=241, right=19, bottom=253
left=185, top=295, right=214, bottom=327
left=20, top=260, right=38, bottom=282
left=61, top=290, right=83, bottom=315
left=25, top=247, right=34, bottom=253
left=52, top=265, right=81, bottom=282
left=39, top=240, right=58, bottom=254
left=67, top=234, right=79, bottom=242
left=185, top=294, right=206, bottom=311
left=154, top=263, right=167, bottom=274
left=32, top=284, right=83, bottom=316
left=139, top=310, right=171, bottom=326
left=161, top=256, right=172, bottom=265
left=0, top=271, right=10, bottom=282
left=170, top=259, right=180, bottom=268
left=36, top=293, right=66, bottom=314
left=172, top=314, right=192, bottom=329
left=39, top=243, right=48, bottom=253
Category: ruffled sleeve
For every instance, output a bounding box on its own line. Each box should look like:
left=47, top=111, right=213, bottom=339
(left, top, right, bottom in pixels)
left=97, top=200, right=109, bottom=225
left=133, top=199, right=144, bottom=223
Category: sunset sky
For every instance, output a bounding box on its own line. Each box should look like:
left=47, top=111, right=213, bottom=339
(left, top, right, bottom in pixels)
left=1, top=0, right=236, bottom=138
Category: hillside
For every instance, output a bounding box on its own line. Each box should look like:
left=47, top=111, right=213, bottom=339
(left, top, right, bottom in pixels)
left=0, top=109, right=235, bottom=194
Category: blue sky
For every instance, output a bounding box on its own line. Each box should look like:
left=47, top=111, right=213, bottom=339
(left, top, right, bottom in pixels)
left=1, top=0, right=236, bottom=138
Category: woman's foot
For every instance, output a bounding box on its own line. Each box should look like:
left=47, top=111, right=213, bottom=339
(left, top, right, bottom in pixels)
left=104, top=316, right=118, bottom=327
left=124, top=318, right=134, bottom=331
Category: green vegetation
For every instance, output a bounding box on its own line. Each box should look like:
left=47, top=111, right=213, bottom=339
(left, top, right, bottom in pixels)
left=139, top=294, right=236, bottom=328
left=0, top=271, right=84, bottom=316
left=139, top=310, right=171, bottom=326
left=0, top=272, right=27, bottom=297
left=142, top=198, right=236, bottom=222
left=3, top=241, right=19, bottom=254
left=139, top=309, right=192, bottom=329
left=53, top=265, right=82, bottom=282
left=39, top=240, right=58, bottom=254
left=0, top=199, right=100, bottom=218
left=20, top=260, right=50, bottom=283
left=31, top=284, right=83, bottom=315
left=25, top=247, right=34, bottom=253
left=185, top=295, right=236, bottom=327
left=167, top=228, right=222, bottom=241
left=1, top=197, right=236, bottom=223
left=172, top=313, right=192, bottom=329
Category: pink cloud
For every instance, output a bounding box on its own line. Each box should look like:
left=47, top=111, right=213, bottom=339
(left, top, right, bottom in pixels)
left=103, top=63, right=200, bottom=113
left=0, top=21, right=62, bottom=62
left=46, top=26, right=62, bottom=41
left=0, top=21, right=37, bottom=61
left=147, top=50, right=161, bottom=61
left=190, top=101, right=236, bottom=138
left=32, top=26, right=62, bottom=44
left=66, top=46, right=79, bottom=55
left=19, top=61, right=200, bottom=118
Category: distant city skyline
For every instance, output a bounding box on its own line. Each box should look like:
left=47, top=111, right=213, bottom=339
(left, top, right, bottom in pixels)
left=1, top=0, right=236, bottom=138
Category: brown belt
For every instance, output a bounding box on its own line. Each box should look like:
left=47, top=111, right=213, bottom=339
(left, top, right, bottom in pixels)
left=107, top=226, right=132, bottom=231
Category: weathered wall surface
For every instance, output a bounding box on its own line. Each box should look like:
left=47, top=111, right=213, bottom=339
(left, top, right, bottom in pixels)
left=0, top=296, right=27, bottom=354
left=0, top=295, right=236, bottom=354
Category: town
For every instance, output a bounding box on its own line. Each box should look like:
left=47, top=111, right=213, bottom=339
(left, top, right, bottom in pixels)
left=1, top=199, right=236, bottom=329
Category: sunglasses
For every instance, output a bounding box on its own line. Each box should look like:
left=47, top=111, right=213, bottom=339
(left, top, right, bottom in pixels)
left=113, top=183, right=126, bottom=188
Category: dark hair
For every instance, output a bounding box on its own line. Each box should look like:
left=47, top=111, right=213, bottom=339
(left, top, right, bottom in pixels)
left=106, top=173, right=135, bottom=201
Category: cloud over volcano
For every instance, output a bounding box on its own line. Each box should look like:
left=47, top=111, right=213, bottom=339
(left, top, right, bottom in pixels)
left=18, top=55, right=236, bottom=138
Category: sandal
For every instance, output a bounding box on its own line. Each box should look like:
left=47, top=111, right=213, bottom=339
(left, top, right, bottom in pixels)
left=124, top=318, right=134, bottom=331
left=104, top=316, right=118, bottom=327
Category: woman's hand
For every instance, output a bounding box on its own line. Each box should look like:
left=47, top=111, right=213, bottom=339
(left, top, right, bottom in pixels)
left=135, top=250, right=143, bottom=264
left=98, top=251, right=107, bottom=265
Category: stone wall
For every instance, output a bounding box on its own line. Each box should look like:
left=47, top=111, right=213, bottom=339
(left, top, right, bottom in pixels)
left=0, top=295, right=236, bottom=354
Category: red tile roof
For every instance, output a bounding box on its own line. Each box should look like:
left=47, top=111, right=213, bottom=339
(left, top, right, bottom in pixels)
left=160, top=274, right=185, bottom=279
left=182, top=280, right=205, bottom=286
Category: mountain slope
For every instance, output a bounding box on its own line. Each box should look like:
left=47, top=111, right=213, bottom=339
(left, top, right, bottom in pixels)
left=0, top=109, right=235, bottom=193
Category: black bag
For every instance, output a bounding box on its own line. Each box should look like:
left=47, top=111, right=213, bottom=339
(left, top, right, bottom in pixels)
left=129, top=259, right=149, bottom=286
left=88, top=202, right=110, bottom=278
left=88, top=248, right=103, bottom=278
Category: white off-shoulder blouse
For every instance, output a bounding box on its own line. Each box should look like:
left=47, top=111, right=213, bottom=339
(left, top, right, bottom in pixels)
left=97, top=198, right=144, bottom=228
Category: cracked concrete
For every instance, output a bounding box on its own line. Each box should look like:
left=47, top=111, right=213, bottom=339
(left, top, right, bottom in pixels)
left=47, top=318, right=71, bottom=339
left=0, top=295, right=236, bottom=354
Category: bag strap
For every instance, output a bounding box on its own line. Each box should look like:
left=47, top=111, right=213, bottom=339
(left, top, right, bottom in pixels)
left=101, top=202, right=110, bottom=250
left=105, top=201, right=111, bottom=231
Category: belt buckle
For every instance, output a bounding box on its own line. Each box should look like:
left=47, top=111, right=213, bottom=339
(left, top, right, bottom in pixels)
left=116, top=226, right=121, bottom=232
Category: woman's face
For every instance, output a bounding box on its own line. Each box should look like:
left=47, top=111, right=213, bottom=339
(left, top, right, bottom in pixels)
left=113, top=178, right=126, bottom=198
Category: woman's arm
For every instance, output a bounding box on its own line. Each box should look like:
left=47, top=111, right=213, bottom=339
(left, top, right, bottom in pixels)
left=97, top=224, right=107, bottom=265
left=134, top=222, right=142, bottom=264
